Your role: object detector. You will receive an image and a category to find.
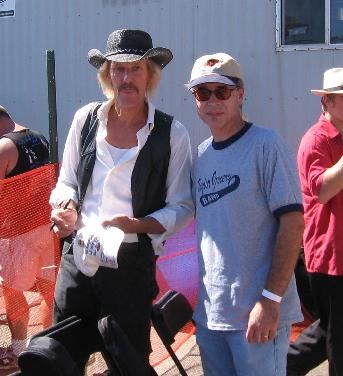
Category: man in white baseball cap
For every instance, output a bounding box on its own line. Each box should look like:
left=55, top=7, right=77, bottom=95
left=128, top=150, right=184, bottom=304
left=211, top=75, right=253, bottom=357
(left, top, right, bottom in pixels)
left=288, top=67, right=343, bottom=376
left=188, top=52, right=304, bottom=376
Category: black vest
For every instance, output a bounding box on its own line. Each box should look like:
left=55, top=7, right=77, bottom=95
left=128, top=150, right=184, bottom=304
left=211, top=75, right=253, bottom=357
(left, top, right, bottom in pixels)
left=1, top=129, right=49, bottom=178
left=77, top=104, right=173, bottom=248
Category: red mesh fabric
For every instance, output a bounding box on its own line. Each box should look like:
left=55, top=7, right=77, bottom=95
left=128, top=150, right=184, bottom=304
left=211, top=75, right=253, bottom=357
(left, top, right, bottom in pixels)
left=0, top=164, right=59, bottom=238
left=0, top=164, right=60, bottom=374
left=290, top=304, right=315, bottom=342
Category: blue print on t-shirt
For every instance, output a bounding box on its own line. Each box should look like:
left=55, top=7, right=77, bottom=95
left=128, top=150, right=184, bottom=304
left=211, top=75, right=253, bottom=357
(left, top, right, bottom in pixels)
left=198, top=171, right=240, bottom=207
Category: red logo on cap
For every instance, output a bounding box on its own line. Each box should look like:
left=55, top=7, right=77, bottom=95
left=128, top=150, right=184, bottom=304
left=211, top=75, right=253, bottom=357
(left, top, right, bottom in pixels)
left=205, top=59, right=219, bottom=67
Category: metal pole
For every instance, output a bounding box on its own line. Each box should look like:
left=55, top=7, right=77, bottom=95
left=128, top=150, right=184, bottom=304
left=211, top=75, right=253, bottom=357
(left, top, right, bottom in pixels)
left=46, top=50, right=59, bottom=163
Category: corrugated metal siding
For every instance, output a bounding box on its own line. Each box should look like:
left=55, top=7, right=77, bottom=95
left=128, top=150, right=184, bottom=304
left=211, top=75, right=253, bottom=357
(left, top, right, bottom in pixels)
left=0, top=0, right=342, bottom=158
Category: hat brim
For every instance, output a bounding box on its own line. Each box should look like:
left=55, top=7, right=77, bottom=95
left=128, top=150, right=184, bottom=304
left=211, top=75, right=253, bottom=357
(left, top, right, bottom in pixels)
left=186, top=74, right=237, bottom=90
left=311, top=89, right=343, bottom=96
left=88, top=47, right=173, bottom=69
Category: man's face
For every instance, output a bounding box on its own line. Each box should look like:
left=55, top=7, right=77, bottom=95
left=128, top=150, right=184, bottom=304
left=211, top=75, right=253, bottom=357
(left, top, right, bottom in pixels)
left=109, top=60, right=150, bottom=109
left=325, top=94, right=343, bottom=127
left=193, top=82, right=244, bottom=136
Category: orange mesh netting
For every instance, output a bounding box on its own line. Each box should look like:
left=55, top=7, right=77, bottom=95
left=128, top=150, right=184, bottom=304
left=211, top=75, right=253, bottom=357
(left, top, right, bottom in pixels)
left=290, top=305, right=315, bottom=343
left=0, top=164, right=60, bottom=374
left=0, top=164, right=59, bottom=239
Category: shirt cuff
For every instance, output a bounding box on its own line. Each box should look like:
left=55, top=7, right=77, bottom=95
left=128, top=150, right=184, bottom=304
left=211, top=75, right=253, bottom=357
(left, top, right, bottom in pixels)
left=147, top=209, right=177, bottom=254
left=148, top=208, right=176, bottom=233
left=49, top=186, right=79, bottom=208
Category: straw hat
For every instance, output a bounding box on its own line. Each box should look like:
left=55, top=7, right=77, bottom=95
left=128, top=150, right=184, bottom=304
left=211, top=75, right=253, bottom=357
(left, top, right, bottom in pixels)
left=311, top=68, right=343, bottom=95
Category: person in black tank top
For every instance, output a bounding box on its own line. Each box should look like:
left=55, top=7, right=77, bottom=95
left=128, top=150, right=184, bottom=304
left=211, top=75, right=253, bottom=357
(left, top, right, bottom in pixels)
left=0, top=105, right=53, bottom=370
left=0, top=106, right=49, bottom=178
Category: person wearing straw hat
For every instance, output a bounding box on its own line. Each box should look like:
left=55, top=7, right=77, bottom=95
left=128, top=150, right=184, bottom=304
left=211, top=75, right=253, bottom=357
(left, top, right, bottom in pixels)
left=187, top=53, right=304, bottom=376
left=0, top=105, right=53, bottom=371
left=49, top=29, right=193, bottom=374
left=287, top=68, right=343, bottom=376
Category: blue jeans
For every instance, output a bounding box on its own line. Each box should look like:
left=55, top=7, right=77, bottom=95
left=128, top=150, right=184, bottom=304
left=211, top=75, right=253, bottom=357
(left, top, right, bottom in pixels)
left=196, top=324, right=291, bottom=376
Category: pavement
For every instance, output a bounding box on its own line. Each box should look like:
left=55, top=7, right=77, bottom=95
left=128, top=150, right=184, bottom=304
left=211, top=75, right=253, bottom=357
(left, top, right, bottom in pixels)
left=0, top=334, right=329, bottom=376
left=155, top=335, right=329, bottom=376
left=0, top=287, right=330, bottom=376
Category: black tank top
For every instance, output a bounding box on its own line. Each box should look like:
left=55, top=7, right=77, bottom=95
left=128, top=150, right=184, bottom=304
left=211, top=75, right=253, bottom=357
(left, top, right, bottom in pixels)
left=1, top=129, right=49, bottom=178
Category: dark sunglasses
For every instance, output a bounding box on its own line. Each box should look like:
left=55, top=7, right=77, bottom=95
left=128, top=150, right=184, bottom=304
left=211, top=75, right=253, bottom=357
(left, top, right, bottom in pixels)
left=192, top=86, right=238, bottom=101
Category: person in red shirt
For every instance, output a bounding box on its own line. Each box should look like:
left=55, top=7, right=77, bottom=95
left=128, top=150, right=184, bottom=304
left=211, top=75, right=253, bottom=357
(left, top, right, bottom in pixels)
left=288, top=68, right=343, bottom=376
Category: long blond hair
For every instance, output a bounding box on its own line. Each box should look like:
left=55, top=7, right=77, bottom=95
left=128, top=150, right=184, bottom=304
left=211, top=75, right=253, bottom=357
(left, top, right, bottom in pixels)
left=97, top=59, right=162, bottom=100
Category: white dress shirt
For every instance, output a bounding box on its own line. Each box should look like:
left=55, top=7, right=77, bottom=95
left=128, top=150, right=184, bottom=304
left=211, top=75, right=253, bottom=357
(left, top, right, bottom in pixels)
left=50, top=99, right=194, bottom=254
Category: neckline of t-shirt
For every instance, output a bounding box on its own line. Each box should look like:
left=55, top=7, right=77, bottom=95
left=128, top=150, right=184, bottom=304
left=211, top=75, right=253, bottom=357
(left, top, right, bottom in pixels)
left=212, top=122, right=253, bottom=150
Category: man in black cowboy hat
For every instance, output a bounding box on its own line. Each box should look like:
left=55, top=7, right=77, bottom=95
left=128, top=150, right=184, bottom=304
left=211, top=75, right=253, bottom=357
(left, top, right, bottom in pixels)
left=288, top=67, right=343, bottom=376
left=49, top=29, right=193, bottom=374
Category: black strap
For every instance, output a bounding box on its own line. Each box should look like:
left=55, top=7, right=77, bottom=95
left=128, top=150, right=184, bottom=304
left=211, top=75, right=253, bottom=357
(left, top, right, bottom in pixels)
left=77, top=102, right=102, bottom=212
left=80, top=103, right=102, bottom=152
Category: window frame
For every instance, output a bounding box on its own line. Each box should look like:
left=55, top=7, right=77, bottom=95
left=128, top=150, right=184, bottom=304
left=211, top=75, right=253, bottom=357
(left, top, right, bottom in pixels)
left=276, top=0, right=343, bottom=51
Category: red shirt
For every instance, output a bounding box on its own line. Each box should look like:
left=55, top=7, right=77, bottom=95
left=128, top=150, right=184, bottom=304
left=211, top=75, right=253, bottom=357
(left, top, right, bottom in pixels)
left=298, top=114, right=343, bottom=275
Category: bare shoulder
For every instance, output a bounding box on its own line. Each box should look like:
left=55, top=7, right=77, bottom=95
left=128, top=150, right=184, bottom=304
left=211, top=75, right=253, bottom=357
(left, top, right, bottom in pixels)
left=0, top=136, right=17, bottom=153
left=0, top=137, right=19, bottom=178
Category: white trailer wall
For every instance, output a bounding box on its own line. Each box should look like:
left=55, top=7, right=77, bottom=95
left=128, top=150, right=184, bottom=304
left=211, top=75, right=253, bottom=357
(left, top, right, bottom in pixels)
left=0, top=0, right=342, bottom=157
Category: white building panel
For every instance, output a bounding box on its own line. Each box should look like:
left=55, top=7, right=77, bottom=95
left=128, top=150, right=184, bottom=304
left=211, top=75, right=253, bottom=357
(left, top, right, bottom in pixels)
left=0, top=0, right=342, bottom=158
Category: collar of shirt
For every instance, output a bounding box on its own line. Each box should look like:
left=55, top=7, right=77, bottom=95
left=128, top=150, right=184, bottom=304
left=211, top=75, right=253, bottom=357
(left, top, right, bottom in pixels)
left=319, top=113, right=342, bottom=140
left=96, top=98, right=155, bottom=150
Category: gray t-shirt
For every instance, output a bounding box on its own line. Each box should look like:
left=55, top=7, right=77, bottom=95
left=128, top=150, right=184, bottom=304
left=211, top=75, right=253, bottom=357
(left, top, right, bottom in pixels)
left=193, top=123, right=303, bottom=330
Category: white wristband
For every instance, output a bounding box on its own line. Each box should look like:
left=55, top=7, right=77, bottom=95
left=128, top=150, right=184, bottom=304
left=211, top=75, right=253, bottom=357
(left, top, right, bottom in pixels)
left=262, top=289, right=282, bottom=303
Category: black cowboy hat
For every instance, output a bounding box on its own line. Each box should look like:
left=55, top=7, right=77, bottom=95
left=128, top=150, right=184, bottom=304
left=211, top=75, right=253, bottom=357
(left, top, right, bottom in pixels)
left=88, top=29, right=173, bottom=69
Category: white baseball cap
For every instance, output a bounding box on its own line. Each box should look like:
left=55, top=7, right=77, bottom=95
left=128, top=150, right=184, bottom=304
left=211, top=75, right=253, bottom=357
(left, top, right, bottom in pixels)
left=186, top=52, right=244, bottom=89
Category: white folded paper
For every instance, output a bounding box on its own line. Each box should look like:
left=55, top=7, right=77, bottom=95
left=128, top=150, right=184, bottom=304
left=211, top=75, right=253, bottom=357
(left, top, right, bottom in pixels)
left=73, top=222, right=124, bottom=277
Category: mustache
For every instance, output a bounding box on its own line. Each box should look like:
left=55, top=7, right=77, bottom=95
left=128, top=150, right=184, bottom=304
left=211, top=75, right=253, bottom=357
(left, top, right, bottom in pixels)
left=118, top=83, right=138, bottom=92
